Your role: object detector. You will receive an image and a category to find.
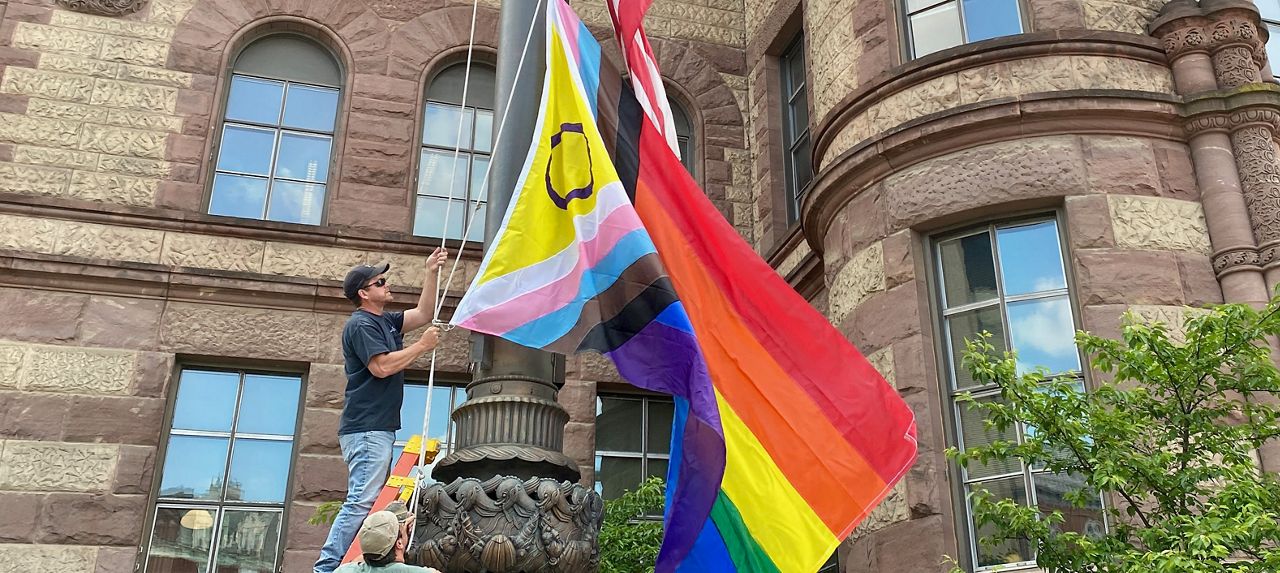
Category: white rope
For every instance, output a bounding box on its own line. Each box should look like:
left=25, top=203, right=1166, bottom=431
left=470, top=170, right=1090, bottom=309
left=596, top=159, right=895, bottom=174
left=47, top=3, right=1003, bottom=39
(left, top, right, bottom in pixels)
left=408, top=0, right=546, bottom=549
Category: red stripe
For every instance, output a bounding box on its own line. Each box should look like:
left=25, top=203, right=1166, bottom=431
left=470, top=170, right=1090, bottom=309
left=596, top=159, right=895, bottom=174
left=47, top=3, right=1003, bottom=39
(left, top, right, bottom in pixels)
left=634, top=121, right=916, bottom=483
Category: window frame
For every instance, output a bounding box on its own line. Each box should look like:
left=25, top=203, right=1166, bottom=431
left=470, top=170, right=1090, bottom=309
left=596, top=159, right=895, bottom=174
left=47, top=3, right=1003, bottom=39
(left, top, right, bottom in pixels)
left=140, top=365, right=307, bottom=573
left=593, top=393, right=674, bottom=500
left=779, top=34, right=812, bottom=225
left=928, top=213, right=1104, bottom=572
left=412, top=63, right=496, bottom=244
left=901, top=0, right=1027, bottom=60
left=395, top=379, right=469, bottom=483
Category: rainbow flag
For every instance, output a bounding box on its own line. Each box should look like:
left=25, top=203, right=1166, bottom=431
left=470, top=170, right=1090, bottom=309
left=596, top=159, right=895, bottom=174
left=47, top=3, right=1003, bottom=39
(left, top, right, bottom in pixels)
left=454, top=2, right=918, bottom=571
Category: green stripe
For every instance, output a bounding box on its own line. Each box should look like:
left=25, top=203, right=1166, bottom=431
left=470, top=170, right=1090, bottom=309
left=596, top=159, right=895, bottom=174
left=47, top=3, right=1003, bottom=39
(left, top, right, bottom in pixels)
left=711, top=491, right=782, bottom=573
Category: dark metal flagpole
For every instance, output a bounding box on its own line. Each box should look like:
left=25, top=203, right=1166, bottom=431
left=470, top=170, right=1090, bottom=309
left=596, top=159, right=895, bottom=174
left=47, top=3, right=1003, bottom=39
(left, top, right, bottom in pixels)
left=408, top=2, right=604, bottom=571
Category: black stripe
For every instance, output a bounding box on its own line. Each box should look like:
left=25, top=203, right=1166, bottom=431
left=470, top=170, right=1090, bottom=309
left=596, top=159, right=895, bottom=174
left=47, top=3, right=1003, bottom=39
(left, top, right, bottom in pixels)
left=613, top=81, right=644, bottom=203
left=577, top=276, right=679, bottom=353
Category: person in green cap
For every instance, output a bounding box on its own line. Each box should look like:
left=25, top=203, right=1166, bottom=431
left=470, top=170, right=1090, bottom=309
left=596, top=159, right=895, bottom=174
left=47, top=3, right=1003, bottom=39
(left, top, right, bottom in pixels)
left=334, top=510, right=440, bottom=572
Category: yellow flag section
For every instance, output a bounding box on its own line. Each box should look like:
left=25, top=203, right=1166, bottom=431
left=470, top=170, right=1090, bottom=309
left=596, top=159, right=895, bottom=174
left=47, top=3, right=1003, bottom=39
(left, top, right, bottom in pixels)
left=473, top=25, right=621, bottom=285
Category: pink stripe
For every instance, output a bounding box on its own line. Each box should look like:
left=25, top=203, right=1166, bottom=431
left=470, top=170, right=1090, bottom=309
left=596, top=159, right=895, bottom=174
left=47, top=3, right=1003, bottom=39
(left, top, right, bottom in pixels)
left=458, top=206, right=643, bottom=333
left=555, top=1, right=581, bottom=55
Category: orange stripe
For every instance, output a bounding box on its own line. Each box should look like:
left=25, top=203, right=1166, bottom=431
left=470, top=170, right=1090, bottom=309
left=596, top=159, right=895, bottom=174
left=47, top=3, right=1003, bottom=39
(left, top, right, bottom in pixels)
left=638, top=187, right=889, bottom=532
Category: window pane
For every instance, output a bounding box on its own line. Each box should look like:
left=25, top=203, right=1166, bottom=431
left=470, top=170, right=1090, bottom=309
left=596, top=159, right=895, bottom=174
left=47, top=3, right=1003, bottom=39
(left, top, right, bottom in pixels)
left=1034, top=473, right=1104, bottom=538
left=226, top=76, right=284, bottom=125
left=996, top=221, right=1066, bottom=296
left=596, top=397, right=645, bottom=452
left=160, top=435, right=231, bottom=500
left=146, top=506, right=216, bottom=573
left=282, top=84, right=339, bottom=132
left=958, top=395, right=1020, bottom=479
left=911, top=1, right=964, bottom=57
left=274, top=133, right=332, bottom=183
left=213, top=509, right=281, bottom=573
left=1259, top=0, right=1280, bottom=21
left=217, top=126, right=275, bottom=176
left=938, top=232, right=998, bottom=308
left=789, top=98, right=809, bottom=144
left=785, top=45, right=805, bottom=95
left=1007, top=296, right=1080, bottom=375
left=470, top=156, right=490, bottom=202
left=173, top=370, right=240, bottom=432
left=413, top=196, right=466, bottom=239
left=597, top=455, right=642, bottom=499
left=907, top=0, right=947, bottom=12
left=962, top=0, right=1022, bottom=43
left=1268, top=25, right=1280, bottom=81
left=646, top=457, right=669, bottom=481
left=209, top=174, right=269, bottom=220
left=236, top=374, right=301, bottom=436
left=970, top=477, right=1033, bottom=568
left=398, top=384, right=456, bottom=445
left=466, top=203, right=487, bottom=243
left=266, top=181, right=325, bottom=225
left=423, top=103, right=474, bottom=149
left=946, top=305, right=1006, bottom=389
left=647, top=401, right=674, bottom=455
left=418, top=149, right=470, bottom=199
left=227, top=438, right=293, bottom=503
left=474, top=109, right=494, bottom=153
left=792, top=133, right=813, bottom=193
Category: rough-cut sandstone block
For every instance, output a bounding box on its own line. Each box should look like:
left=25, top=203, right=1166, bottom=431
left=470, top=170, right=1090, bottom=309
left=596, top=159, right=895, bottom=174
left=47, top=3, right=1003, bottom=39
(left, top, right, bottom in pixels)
left=50, top=10, right=175, bottom=42
left=263, top=243, right=368, bottom=282
left=775, top=240, right=812, bottom=279
left=0, top=214, right=60, bottom=253
left=22, top=346, right=135, bottom=394
left=67, top=170, right=158, bottom=206
left=77, top=123, right=167, bottom=160
left=0, top=112, right=82, bottom=148
left=117, top=64, right=193, bottom=89
left=90, top=79, right=177, bottom=114
left=0, top=345, right=26, bottom=390
left=105, top=108, right=183, bottom=133
left=1127, top=304, right=1209, bottom=342
left=1083, top=0, right=1155, bottom=34
left=146, top=0, right=199, bottom=25
left=0, top=440, right=118, bottom=492
left=866, top=345, right=896, bottom=388
left=159, top=303, right=321, bottom=361
left=12, top=23, right=104, bottom=59
left=852, top=481, right=909, bottom=538
left=26, top=98, right=108, bottom=123
left=52, top=220, right=165, bottom=263
left=829, top=241, right=886, bottom=327
left=14, top=146, right=98, bottom=170
left=96, top=154, right=170, bottom=177
left=0, top=67, right=95, bottom=103
left=37, top=54, right=119, bottom=79
left=0, top=543, right=96, bottom=573
left=1109, top=195, right=1211, bottom=254
left=161, top=233, right=266, bottom=273
left=98, top=36, right=169, bottom=67
left=0, top=162, right=71, bottom=197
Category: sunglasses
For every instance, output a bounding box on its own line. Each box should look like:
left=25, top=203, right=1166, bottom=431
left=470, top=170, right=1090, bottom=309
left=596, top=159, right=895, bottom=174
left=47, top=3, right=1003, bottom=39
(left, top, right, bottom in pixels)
left=363, top=278, right=388, bottom=289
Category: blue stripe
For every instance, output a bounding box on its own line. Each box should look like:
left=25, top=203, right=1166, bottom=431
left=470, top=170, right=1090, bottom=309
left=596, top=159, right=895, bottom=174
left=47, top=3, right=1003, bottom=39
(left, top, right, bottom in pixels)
left=654, top=301, right=694, bottom=334
left=676, top=519, right=736, bottom=573
left=575, top=20, right=602, bottom=119
left=665, top=396, right=689, bottom=513
left=503, top=229, right=657, bottom=347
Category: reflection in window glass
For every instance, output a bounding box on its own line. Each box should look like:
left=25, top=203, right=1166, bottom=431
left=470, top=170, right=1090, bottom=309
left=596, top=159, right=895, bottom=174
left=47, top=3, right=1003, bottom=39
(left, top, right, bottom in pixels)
left=396, top=384, right=467, bottom=482
left=933, top=218, right=1102, bottom=571
left=210, top=60, right=339, bottom=225
left=780, top=35, right=812, bottom=224
left=417, top=64, right=494, bottom=242
left=1260, top=3, right=1280, bottom=82
left=594, top=395, right=673, bottom=500
left=907, top=0, right=1023, bottom=58
left=146, top=369, right=301, bottom=573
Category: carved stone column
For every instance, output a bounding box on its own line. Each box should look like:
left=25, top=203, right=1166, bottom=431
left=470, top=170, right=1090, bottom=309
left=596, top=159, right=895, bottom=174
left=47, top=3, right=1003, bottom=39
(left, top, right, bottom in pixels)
left=1227, top=109, right=1280, bottom=290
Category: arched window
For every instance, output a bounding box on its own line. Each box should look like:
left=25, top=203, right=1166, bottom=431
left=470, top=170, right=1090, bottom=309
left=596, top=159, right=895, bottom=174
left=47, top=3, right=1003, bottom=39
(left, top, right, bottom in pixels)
left=669, top=96, right=695, bottom=177
left=415, top=63, right=496, bottom=242
left=208, top=35, right=342, bottom=226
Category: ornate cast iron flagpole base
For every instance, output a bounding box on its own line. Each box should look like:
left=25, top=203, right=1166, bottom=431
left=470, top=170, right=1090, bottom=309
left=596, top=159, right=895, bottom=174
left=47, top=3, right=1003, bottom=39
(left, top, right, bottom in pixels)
left=407, top=475, right=604, bottom=573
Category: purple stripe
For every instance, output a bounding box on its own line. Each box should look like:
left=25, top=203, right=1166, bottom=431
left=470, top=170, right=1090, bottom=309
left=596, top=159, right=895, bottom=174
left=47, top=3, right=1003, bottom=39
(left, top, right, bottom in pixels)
left=606, top=318, right=724, bottom=571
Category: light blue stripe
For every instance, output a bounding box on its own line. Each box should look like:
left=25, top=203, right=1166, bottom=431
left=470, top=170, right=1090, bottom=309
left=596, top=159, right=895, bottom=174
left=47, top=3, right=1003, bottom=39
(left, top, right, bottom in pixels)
left=503, top=229, right=657, bottom=347
left=575, top=20, right=602, bottom=119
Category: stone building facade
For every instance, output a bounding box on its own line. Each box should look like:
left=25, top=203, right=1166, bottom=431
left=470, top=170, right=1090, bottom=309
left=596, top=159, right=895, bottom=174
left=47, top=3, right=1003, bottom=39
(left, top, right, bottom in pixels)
left=0, top=0, right=1276, bottom=571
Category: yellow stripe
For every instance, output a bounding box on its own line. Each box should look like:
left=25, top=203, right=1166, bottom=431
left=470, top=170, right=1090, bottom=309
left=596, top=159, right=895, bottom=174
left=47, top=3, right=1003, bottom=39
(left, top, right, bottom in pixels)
left=717, top=391, right=841, bottom=573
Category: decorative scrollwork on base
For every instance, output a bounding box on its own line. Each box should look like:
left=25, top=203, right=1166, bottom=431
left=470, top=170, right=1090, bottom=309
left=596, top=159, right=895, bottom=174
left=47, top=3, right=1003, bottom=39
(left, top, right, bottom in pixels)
left=55, top=0, right=148, bottom=17
left=409, top=475, right=604, bottom=573
left=1212, top=247, right=1262, bottom=275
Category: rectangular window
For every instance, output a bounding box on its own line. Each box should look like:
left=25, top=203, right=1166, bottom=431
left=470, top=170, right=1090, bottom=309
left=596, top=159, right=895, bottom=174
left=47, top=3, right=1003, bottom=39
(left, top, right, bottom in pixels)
left=144, top=368, right=303, bottom=573
left=1258, top=0, right=1280, bottom=79
left=594, top=394, right=673, bottom=500
left=209, top=75, right=339, bottom=225
left=932, top=217, right=1104, bottom=571
left=780, top=35, right=812, bottom=225
left=395, top=382, right=468, bottom=481
left=906, top=0, right=1023, bottom=58
left=415, top=103, right=492, bottom=242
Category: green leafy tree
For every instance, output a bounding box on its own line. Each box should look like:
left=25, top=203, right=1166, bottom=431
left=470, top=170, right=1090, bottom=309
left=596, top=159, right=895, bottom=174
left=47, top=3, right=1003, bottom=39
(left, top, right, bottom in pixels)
left=949, top=297, right=1280, bottom=572
left=599, top=477, right=666, bottom=573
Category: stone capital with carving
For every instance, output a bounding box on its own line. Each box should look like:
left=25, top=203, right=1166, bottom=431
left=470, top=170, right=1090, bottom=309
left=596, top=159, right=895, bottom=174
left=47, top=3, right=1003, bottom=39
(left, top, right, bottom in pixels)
left=55, top=0, right=147, bottom=17
left=1212, top=245, right=1263, bottom=276
left=1153, top=1, right=1267, bottom=89
left=1184, top=113, right=1232, bottom=135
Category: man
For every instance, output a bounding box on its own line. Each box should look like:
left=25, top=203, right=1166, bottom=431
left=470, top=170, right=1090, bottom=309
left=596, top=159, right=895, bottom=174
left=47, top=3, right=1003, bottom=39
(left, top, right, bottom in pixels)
left=315, top=248, right=448, bottom=573
left=333, top=510, right=441, bottom=572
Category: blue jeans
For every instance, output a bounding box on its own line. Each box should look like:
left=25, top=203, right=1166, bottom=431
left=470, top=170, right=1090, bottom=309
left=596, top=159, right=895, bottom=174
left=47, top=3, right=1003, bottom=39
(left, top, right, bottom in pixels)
left=314, top=430, right=395, bottom=573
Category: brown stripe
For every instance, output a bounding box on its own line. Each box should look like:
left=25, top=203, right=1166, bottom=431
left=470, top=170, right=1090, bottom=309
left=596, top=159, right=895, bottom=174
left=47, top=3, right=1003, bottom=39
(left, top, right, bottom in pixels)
left=546, top=252, right=667, bottom=352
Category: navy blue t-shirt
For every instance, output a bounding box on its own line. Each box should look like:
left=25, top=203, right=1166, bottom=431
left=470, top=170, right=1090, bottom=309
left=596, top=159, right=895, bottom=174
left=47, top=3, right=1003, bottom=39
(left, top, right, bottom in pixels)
left=339, top=309, right=406, bottom=435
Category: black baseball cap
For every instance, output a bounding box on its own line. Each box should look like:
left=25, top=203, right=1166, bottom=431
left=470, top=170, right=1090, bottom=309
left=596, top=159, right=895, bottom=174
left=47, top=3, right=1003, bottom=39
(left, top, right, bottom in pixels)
left=343, top=262, right=391, bottom=302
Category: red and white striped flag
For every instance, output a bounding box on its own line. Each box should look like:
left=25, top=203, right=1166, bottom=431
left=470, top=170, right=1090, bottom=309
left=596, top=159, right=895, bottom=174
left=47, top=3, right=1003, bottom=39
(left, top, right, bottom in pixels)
left=606, top=0, right=681, bottom=158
